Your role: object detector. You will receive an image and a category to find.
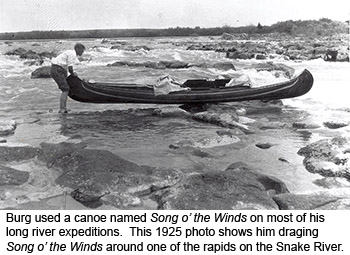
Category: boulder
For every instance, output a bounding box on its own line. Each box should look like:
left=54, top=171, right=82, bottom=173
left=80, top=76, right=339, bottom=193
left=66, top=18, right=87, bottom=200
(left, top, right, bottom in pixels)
left=292, top=122, right=321, bottom=129
left=169, top=133, right=240, bottom=149
left=298, top=136, right=350, bottom=181
left=324, top=49, right=338, bottom=61
left=37, top=142, right=182, bottom=208
left=323, top=121, right=349, bottom=129
left=0, top=120, right=16, bottom=136
left=5, top=47, right=27, bottom=56
left=255, top=142, right=274, bottom=149
left=273, top=190, right=350, bottom=210
left=5, top=48, right=56, bottom=60
left=226, top=51, right=254, bottom=60
left=211, top=62, right=236, bottom=71
left=159, top=60, right=189, bottom=69
left=31, top=66, right=52, bottom=78
left=0, top=165, right=30, bottom=185
left=158, top=162, right=288, bottom=210
left=0, top=145, right=39, bottom=162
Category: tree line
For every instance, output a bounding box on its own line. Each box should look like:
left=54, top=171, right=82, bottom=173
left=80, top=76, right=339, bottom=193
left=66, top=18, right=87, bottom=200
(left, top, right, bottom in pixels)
left=0, top=18, right=347, bottom=40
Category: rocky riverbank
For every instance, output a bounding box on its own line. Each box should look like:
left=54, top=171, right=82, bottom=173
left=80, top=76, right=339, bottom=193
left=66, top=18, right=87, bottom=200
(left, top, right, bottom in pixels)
left=2, top=33, right=348, bottom=79
left=1, top=100, right=350, bottom=210
left=1, top=33, right=349, bottom=210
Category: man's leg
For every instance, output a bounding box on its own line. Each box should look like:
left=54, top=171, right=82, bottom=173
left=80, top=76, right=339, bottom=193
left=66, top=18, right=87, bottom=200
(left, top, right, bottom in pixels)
left=60, top=91, right=69, bottom=113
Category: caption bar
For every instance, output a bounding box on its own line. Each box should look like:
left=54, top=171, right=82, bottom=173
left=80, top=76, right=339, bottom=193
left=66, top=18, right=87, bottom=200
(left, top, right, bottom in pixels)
left=1, top=210, right=348, bottom=254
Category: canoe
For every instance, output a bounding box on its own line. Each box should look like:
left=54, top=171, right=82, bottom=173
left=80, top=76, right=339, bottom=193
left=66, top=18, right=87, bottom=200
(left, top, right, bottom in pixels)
left=67, top=69, right=313, bottom=104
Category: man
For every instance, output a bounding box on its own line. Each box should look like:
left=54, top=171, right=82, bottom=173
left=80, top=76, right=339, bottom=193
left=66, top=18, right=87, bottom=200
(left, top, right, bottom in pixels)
left=51, top=43, right=85, bottom=113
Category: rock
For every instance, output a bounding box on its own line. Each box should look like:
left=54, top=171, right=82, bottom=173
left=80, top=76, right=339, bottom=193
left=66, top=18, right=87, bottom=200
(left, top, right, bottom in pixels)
left=159, top=60, right=189, bottom=69
left=278, top=158, right=289, bottom=163
left=258, top=121, right=288, bottom=130
left=313, top=177, right=350, bottom=189
left=5, top=48, right=56, bottom=60
left=0, top=120, right=16, bottom=136
left=298, top=136, right=350, bottom=181
left=323, top=121, right=349, bottom=129
left=31, top=66, right=52, bottom=78
left=0, top=165, right=30, bottom=185
left=256, top=143, right=274, bottom=149
left=107, top=60, right=189, bottom=69
left=255, top=54, right=267, bottom=60
left=158, top=162, right=288, bottom=210
left=23, top=59, right=44, bottom=66
left=324, top=49, right=338, bottom=61
left=5, top=47, right=27, bottom=56
left=292, top=122, right=320, bottom=129
left=37, top=142, right=182, bottom=208
left=170, top=134, right=240, bottom=149
left=111, top=45, right=150, bottom=51
left=273, top=190, right=350, bottom=210
left=20, top=49, right=40, bottom=59
left=192, top=111, right=251, bottom=134
left=211, top=62, right=236, bottom=71
left=226, top=51, right=253, bottom=60
left=273, top=193, right=334, bottom=210
left=0, top=145, right=39, bottom=162
left=152, top=106, right=190, bottom=118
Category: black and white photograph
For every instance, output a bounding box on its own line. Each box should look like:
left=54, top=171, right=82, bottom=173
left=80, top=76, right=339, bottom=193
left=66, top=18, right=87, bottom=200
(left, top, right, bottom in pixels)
left=1, top=1, right=350, bottom=254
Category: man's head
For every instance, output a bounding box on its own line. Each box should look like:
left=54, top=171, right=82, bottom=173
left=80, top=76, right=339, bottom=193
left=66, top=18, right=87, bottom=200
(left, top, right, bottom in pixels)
left=74, top=43, right=85, bottom=56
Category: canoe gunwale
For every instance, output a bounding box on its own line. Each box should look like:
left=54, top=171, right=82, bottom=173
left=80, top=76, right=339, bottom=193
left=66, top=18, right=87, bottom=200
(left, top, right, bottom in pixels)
left=67, top=69, right=313, bottom=104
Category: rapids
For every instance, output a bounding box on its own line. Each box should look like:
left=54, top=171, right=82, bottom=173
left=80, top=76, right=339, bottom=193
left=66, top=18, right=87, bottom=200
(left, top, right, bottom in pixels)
left=0, top=36, right=349, bottom=209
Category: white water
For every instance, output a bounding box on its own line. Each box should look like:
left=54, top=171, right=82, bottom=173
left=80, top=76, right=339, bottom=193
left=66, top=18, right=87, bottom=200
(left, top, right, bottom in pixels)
left=0, top=37, right=349, bottom=208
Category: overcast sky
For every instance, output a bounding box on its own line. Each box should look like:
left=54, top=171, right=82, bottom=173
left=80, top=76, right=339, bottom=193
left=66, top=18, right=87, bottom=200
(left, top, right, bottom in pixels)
left=0, top=0, right=349, bottom=32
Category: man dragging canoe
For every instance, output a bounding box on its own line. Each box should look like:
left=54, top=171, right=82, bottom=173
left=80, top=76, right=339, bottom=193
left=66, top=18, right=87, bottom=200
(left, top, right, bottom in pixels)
left=51, top=43, right=85, bottom=114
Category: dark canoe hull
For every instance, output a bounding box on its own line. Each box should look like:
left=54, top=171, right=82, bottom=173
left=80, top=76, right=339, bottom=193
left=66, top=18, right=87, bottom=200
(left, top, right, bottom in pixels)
left=67, top=69, right=313, bottom=104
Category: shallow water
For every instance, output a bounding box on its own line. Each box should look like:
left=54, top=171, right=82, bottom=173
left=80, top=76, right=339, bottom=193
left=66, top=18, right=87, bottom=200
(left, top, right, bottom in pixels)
left=1, top=37, right=349, bottom=208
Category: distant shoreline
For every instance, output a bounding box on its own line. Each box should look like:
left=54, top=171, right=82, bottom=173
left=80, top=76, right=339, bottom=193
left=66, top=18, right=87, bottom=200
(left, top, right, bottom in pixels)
left=0, top=18, right=348, bottom=40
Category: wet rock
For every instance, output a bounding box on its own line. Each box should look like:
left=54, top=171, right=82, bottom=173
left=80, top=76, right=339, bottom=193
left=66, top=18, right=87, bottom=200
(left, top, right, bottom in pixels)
left=292, top=122, right=320, bottom=129
left=37, top=142, right=182, bottom=208
left=255, top=54, right=267, bottom=60
left=152, top=106, right=190, bottom=118
left=278, top=158, right=289, bottom=163
left=211, top=62, right=236, bottom=71
left=273, top=190, right=350, bottom=210
left=24, top=59, right=44, bottom=66
left=5, top=47, right=27, bottom=56
left=31, top=66, right=51, bottom=78
left=298, top=136, right=350, bottom=181
left=313, top=177, right=350, bottom=189
left=111, top=45, right=150, bottom=51
left=258, top=121, right=288, bottom=130
left=256, top=143, right=274, bottom=149
left=107, top=60, right=189, bottom=69
left=226, top=51, right=254, bottom=60
left=158, top=162, right=288, bottom=210
left=159, top=60, right=189, bottom=69
left=170, top=134, right=240, bottom=149
left=324, top=49, right=338, bottom=61
left=323, top=121, right=349, bottom=129
left=0, top=120, right=16, bottom=136
left=20, top=49, right=41, bottom=59
left=5, top=48, right=56, bottom=59
left=0, top=165, right=30, bottom=185
left=0, top=145, right=39, bottom=162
